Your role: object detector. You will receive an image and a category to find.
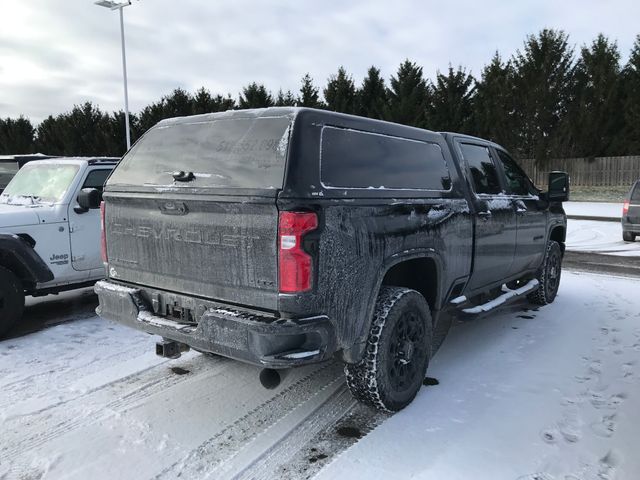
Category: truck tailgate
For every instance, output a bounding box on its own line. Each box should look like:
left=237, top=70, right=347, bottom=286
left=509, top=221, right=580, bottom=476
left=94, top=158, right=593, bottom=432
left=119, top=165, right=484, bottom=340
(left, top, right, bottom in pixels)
left=104, top=192, right=279, bottom=311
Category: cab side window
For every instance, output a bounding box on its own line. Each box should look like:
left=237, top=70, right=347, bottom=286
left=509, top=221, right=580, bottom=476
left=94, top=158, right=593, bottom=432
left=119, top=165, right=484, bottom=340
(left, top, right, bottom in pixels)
left=496, top=150, right=535, bottom=196
left=459, top=143, right=502, bottom=195
left=82, top=169, right=111, bottom=193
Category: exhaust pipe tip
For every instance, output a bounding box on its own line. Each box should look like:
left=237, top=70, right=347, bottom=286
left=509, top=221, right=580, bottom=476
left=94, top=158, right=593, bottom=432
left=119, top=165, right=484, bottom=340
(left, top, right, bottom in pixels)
left=259, top=368, right=281, bottom=389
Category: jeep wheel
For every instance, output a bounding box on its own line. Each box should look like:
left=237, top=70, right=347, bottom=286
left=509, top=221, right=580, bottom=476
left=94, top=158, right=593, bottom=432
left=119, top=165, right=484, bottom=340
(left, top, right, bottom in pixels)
left=344, top=286, right=432, bottom=412
left=623, top=232, right=636, bottom=242
left=0, top=266, right=25, bottom=337
left=528, top=241, right=562, bottom=305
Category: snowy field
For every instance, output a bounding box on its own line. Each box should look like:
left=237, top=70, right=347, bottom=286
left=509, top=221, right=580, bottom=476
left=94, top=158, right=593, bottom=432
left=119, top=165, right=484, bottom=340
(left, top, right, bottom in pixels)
left=566, top=219, right=640, bottom=257
left=1, top=271, right=639, bottom=479
left=564, top=202, right=623, bottom=220
left=319, top=271, right=640, bottom=480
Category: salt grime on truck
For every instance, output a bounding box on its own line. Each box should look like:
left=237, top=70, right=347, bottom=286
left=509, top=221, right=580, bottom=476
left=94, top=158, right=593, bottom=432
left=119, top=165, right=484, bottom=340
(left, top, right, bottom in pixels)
left=95, top=107, right=568, bottom=411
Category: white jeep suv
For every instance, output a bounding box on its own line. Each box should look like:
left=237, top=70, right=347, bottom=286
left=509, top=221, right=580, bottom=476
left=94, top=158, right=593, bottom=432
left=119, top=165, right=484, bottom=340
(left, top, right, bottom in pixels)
left=0, top=157, right=118, bottom=336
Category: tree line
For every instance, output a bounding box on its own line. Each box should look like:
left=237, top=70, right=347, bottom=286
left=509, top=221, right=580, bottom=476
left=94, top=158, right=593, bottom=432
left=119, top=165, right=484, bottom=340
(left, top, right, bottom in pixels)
left=2, top=29, right=640, bottom=164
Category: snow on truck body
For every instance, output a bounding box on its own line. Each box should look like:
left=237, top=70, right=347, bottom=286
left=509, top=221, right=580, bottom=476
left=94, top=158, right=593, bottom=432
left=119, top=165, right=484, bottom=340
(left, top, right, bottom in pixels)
left=95, top=107, right=568, bottom=411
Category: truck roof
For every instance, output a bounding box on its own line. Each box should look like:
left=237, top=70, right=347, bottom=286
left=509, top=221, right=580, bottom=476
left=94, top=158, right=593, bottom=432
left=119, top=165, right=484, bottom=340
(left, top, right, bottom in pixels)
left=439, top=131, right=505, bottom=150
left=155, top=107, right=440, bottom=139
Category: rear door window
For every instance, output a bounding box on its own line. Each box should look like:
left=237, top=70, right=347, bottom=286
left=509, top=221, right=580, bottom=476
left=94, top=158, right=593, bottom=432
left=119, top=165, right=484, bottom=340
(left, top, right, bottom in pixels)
left=632, top=182, right=640, bottom=202
left=320, top=127, right=451, bottom=190
left=108, top=116, right=292, bottom=189
left=459, top=143, right=502, bottom=195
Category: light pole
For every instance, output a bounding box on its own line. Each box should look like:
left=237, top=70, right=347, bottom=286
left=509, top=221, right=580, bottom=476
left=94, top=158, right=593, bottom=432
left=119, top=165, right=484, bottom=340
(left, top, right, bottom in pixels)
left=95, top=0, right=133, bottom=150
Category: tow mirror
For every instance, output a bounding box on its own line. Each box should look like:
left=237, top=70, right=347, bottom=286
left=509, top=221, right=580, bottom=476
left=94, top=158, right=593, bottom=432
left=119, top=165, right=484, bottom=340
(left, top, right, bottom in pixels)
left=547, top=171, right=570, bottom=202
left=75, top=188, right=102, bottom=213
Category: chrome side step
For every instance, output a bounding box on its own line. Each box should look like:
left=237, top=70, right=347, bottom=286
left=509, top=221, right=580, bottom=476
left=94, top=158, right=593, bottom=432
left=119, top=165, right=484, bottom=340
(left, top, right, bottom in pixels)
left=461, top=279, right=539, bottom=314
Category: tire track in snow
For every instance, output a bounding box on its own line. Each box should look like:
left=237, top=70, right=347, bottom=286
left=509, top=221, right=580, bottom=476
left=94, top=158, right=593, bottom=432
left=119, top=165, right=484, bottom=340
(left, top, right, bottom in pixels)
left=0, top=353, right=224, bottom=462
left=0, top=336, right=157, bottom=413
left=156, top=363, right=347, bottom=479
left=273, top=402, right=389, bottom=480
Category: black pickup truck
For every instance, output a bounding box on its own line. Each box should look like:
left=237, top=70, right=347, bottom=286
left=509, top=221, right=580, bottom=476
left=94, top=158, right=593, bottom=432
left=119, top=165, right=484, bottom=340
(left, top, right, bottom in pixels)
left=95, top=107, right=568, bottom=411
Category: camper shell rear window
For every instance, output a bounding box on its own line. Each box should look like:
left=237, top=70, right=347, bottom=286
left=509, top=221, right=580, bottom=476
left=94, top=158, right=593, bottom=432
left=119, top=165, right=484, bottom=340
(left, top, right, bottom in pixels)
left=108, top=115, right=292, bottom=189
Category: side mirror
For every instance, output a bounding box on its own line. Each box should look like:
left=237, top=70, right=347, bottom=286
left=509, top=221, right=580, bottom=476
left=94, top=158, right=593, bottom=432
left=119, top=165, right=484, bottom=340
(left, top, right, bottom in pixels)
left=547, top=171, right=570, bottom=202
left=75, top=188, right=102, bottom=213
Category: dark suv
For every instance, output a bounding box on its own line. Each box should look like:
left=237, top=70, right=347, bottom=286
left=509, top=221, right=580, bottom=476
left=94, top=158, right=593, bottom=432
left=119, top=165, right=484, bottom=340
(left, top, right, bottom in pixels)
left=623, top=180, right=640, bottom=242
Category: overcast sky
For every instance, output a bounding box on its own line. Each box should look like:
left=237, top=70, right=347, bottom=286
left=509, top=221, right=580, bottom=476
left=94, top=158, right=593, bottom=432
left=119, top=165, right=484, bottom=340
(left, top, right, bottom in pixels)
left=1, top=0, right=639, bottom=123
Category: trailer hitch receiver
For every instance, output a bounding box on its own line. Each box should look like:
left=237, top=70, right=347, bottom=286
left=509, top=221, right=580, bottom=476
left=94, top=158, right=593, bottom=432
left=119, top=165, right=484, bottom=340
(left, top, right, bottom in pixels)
left=156, top=339, right=190, bottom=359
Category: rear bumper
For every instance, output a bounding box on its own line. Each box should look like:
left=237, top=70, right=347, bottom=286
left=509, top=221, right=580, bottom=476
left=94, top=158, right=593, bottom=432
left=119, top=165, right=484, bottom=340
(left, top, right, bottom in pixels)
left=94, top=280, right=335, bottom=368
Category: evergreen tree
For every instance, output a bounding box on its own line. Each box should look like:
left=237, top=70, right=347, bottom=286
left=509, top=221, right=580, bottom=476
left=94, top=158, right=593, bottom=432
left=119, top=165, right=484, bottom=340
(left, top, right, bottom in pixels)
left=138, top=100, right=166, bottom=135
left=192, top=88, right=236, bottom=114
left=162, top=88, right=194, bottom=117
left=357, top=66, right=387, bottom=119
left=239, top=83, right=274, bottom=108
left=36, top=102, right=112, bottom=156
left=61, top=102, right=112, bottom=155
left=35, top=115, right=67, bottom=155
left=297, top=73, right=323, bottom=108
left=275, top=89, right=297, bottom=106
left=567, top=34, right=624, bottom=157
left=427, top=65, right=476, bottom=133
left=192, top=87, right=216, bottom=114
left=623, top=35, right=640, bottom=155
left=0, top=116, right=35, bottom=154
left=324, top=67, right=357, bottom=114
left=212, top=94, right=236, bottom=112
left=107, top=110, right=139, bottom=155
left=511, top=29, right=577, bottom=163
left=385, top=60, right=430, bottom=127
left=474, top=52, right=517, bottom=152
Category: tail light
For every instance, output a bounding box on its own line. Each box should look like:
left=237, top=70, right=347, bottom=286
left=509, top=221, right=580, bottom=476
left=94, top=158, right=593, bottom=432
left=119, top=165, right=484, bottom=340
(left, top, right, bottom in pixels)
left=623, top=201, right=630, bottom=215
left=278, top=211, right=318, bottom=293
left=100, top=201, right=108, bottom=262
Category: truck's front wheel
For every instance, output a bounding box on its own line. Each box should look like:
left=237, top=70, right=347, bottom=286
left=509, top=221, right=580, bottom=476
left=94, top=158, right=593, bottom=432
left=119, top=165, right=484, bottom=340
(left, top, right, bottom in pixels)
left=0, top=266, right=25, bottom=337
left=528, top=240, right=562, bottom=305
left=345, top=286, right=432, bottom=412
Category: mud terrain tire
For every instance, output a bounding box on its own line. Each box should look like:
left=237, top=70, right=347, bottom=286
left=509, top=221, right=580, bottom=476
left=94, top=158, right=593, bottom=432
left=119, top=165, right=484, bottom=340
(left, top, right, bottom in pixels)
left=528, top=240, right=562, bottom=305
left=345, top=286, right=432, bottom=412
left=0, top=266, right=24, bottom=337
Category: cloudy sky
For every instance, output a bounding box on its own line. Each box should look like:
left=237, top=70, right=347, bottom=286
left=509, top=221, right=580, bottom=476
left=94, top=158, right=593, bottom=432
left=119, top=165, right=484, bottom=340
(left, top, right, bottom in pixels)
left=1, top=0, right=639, bottom=123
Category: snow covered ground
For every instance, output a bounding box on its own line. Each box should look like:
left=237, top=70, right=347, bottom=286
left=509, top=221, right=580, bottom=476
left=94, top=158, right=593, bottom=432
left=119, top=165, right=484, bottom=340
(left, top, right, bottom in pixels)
left=318, top=271, right=640, bottom=480
left=1, top=271, right=639, bottom=480
left=566, top=219, right=640, bottom=257
left=564, top=202, right=623, bottom=220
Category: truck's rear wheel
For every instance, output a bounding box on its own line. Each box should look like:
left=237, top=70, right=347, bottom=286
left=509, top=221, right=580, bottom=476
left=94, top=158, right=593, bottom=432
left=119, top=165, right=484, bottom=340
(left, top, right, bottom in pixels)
left=344, top=286, right=432, bottom=412
left=623, top=232, right=636, bottom=242
left=0, top=266, right=25, bottom=337
left=528, top=241, right=562, bottom=305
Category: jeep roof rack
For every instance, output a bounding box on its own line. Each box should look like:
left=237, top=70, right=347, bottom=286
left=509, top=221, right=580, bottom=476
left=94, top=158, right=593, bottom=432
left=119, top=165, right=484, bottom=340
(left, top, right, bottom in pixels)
left=87, top=157, right=120, bottom=165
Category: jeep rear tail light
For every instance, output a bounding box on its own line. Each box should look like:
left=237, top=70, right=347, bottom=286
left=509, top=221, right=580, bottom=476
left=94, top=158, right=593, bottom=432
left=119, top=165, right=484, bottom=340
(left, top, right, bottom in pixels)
left=100, top=201, right=108, bottom=262
left=278, top=211, right=318, bottom=293
left=623, top=200, right=630, bottom=215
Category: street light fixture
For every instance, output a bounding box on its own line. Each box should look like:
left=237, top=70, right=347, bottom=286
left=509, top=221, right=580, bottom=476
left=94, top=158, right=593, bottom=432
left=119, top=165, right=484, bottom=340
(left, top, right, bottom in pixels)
left=95, top=0, right=133, bottom=150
